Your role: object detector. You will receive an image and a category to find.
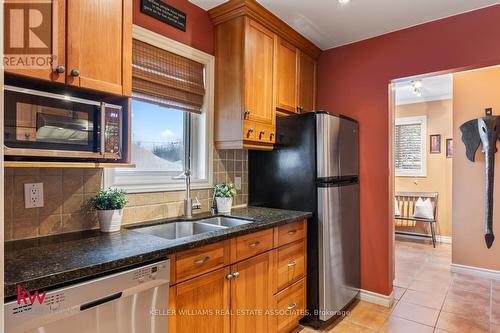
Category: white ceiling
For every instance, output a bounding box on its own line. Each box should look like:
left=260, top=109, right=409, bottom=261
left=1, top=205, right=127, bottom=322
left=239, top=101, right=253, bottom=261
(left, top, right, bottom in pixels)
left=189, top=0, right=500, bottom=49
left=394, top=74, right=452, bottom=106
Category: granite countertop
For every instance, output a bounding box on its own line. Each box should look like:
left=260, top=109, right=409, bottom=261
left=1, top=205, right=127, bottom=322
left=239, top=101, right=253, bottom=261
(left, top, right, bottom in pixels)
left=5, top=206, right=312, bottom=300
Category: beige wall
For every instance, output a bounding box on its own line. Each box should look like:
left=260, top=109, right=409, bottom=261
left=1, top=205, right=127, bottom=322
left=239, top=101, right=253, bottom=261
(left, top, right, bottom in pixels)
left=4, top=149, right=248, bottom=241
left=453, top=66, right=500, bottom=270
left=395, top=99, right=453, bottom=237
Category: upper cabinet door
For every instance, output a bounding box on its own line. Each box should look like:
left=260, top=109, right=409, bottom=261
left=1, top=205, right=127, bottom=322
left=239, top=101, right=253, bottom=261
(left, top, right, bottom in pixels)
left=276, top=38, right=299, bottom=113
left=298, top=51, right=317, bottom=113
left=4, top=0, right=66, bottom=83
left=66, top=0, right=132, bottom=96
left=244, top=19, right=276, bottom=125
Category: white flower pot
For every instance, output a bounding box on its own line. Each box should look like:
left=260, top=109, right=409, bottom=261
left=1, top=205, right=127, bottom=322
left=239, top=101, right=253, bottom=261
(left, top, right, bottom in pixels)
left=97, top=209, right=123, bottom=232
left=216, top=197, right=233, bottom=213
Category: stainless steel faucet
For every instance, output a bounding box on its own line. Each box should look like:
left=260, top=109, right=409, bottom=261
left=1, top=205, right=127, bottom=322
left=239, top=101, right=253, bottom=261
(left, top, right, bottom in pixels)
left=173, top=170, right=201, bottom=218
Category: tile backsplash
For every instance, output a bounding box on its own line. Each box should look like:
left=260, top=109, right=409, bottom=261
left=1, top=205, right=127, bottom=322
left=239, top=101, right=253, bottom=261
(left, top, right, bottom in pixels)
left=5, top=149, right=248, bottom=241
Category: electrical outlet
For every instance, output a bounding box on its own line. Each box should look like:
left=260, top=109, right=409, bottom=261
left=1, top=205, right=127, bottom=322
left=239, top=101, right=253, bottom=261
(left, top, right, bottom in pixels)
left=24, top=183, right=44, bottom=208
left=234, top=177, right=242, bottom=190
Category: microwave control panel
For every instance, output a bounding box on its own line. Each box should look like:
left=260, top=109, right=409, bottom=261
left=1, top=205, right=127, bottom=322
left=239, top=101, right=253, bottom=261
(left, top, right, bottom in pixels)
left=103, top=105, right=122, bottom=158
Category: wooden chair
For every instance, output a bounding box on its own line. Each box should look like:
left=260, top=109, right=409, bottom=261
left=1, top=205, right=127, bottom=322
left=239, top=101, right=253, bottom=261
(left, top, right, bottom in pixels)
left=394, top=192, right=439, bottom=247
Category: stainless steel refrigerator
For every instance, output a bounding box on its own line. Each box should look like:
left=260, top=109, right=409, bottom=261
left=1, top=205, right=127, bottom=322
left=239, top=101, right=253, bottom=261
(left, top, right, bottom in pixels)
left=249, top=112, right=360, bottom=328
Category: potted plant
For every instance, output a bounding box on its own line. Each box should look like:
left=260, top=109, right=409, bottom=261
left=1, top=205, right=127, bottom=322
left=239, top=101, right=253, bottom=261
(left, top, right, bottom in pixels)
left=214, top=183, right=236, bottom=213
left=89, top=188, right=128, bottom=232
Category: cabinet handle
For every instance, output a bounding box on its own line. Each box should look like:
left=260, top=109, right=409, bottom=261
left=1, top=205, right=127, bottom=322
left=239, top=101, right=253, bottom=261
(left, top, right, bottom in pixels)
left=55, top=65, right=65, bottom=74
left=70, top=69, right=80, bottom=77
left=296, top=106, right=302, bottom=113
left=248, top=128, right=254, bottom=133
left=225, top=274, right=234, bottom=280
left=193, top=256, right=209, bottom=265
left=248, top=241, right=260, bottom=248
left=232, top=272, right=240, bottom=278
left=287, top=261, right=297, bottom=267
left=244, top=110, right=251, bottom=119
left=287, top=229, right=297, bottom=235
left=287, top=303, right=297, bottom=310
left=270, top=132, right=275, bottom=139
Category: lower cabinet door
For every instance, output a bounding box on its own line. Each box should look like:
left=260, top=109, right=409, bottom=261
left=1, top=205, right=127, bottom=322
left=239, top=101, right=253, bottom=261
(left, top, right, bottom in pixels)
left=172, top=267, right=231, bottom=333
left=230, top=252, right=273, bottom=333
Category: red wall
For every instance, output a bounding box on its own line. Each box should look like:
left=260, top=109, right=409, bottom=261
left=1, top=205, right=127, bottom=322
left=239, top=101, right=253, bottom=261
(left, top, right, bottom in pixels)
left=318, top=4, right=500, bottom=295
left=133, top=0, right=214, bottom=55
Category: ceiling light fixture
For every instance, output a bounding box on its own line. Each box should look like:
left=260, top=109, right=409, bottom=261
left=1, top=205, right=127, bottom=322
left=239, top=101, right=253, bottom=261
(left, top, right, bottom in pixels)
left=338, top=0, right=350, bottom=4
left=411, top=80, right=423, bottom=97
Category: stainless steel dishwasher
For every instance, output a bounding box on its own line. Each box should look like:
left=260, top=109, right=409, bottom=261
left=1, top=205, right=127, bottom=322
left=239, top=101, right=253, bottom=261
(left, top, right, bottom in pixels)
left=5, top=259, right=170, bottom=333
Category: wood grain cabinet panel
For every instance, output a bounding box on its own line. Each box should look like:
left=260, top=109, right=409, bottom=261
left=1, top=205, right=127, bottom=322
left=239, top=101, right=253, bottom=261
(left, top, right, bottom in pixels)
left=244, top=19, right=276, bottom=126
left=231, top=228, right=274, bottom=263
left=230, top=252, right=273, bottom=333
left=276, top=38, right=299, bottom=113
left=276, top=239, right=306, bottom=292
left=172, top=267, right=231, bottom=333
left=175, top=241, right=229, bottom=283
left=66, top=0, right=131, bottom=96
left=275, top=219, right=306, bottom=247
left=298, top=51, right=317, bottom=113
left=274, top=278, right=306, bottom=333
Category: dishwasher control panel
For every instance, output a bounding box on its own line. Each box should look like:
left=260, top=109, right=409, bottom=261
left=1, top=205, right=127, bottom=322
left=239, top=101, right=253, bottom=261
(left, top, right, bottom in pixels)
left=5, top=259, right=170, bottom=333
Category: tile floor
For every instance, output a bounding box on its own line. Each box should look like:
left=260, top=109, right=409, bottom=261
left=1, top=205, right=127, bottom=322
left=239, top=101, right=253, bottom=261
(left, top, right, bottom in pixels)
left=298, top=238, right=500, bottom=332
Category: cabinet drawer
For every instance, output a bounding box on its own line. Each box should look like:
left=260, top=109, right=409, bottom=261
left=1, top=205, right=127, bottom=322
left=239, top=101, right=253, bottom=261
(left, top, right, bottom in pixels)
left=243, top=121, right=256, bottom=141
left=276, top=239, right=305, bottom=292
left=231, top=228, right=273, bottom=262
left=255, top=123, right=276, bottom=144
left=176, top=241, right=229, bottom=283
left=274, top=278, right=306, bottom=333
left=275, top=220, right=306, bottom=247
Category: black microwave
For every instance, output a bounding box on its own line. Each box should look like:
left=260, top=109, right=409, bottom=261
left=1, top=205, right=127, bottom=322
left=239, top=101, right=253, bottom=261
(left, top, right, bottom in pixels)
left=4, top=85, right=123, bottom=161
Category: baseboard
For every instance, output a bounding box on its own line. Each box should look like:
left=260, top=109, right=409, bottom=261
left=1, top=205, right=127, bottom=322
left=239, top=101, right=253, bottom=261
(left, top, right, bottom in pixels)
left=395, top=233, right=452, bottom=244
left=358, top=289, right=394, bottom=308
left=450, top=263, right=500, bottom=280
left=436, top=235, right=452, bottom=244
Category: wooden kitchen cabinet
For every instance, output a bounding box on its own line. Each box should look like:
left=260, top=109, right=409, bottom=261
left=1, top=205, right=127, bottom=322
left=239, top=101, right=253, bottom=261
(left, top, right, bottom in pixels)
left=210, top=0, right=320, bottom=150
left=213, top=16, right=276, bottom=151
left=231, top=252, right=274, bottom=333
left=4, top=0, right=66, bottom=83
left=276, top=38, right=299, bottom=113
left=276, top=45, right=317, bottom=115
left=298, top=51, right=317, bottom=113
left=171, top=267, right=231, bottom=333
left=66, top=0, right=131, bottom=96
left=168, top=219, right=308, bottom=333
left=244, top=19, right=276, bottom=126
left=5, top=0, right=131, bottom=96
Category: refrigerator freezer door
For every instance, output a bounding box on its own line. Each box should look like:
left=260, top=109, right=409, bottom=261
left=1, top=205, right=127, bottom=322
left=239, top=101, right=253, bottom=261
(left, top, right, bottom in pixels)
left=317, top=183, right=360, bottom=321
left=316, top=114, right=359, bottom=179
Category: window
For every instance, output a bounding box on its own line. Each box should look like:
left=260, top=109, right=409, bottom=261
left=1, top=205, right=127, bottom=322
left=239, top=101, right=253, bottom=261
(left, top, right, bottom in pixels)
left=105, top=26, right=214, bottom=192
left=395, top=116, right=427, bottom=177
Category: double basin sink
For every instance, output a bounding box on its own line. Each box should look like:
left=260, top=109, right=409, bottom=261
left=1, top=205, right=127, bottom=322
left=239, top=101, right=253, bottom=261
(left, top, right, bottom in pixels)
left=132, top=216, right=253, bottom=240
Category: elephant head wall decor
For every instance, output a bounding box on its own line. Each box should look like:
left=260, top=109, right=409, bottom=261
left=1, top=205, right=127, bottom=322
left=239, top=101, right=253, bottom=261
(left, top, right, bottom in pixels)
left=460, top=115, right=500, bottom=249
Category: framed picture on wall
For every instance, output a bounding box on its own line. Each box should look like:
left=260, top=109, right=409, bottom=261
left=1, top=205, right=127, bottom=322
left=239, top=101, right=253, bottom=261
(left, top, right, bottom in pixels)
left=430, top=134, right=441, bottom=154
left=446, top=139, right=453, bottom=158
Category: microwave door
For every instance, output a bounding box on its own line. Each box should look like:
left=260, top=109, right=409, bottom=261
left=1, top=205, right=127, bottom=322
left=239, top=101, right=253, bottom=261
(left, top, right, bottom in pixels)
left=36, top=113, right=90, bottom=145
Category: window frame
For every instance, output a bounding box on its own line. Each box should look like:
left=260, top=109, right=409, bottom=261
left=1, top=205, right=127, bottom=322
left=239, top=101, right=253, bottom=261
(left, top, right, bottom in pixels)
left=104, top=25, right=215, bottom=193
left=394, top=115, right=427, bottom=177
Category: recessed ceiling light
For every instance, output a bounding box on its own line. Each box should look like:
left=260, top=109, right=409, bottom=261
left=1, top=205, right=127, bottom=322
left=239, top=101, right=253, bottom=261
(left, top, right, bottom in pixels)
left=338, top=0, right=350, bottom=4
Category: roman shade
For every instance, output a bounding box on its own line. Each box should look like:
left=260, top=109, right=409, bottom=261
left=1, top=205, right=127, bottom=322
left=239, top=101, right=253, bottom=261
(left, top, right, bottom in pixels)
left=132, top=39, right=205, bottom=113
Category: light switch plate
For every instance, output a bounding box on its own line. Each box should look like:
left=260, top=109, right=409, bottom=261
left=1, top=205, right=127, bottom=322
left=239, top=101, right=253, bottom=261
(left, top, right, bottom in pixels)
left=24, top=183, right=44, bottom=208
left=234, top=177, right=242, bottom=190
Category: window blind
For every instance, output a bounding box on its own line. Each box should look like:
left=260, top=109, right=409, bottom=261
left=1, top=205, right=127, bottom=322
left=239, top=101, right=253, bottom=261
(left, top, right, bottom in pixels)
left=395, top=123, right=423, bottom=171
left=132, top=39, right=205, bottom=114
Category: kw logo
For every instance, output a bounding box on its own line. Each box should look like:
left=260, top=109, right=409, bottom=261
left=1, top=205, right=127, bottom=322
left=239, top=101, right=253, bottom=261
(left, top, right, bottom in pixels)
left=17, top=285, right=47, bottom=305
